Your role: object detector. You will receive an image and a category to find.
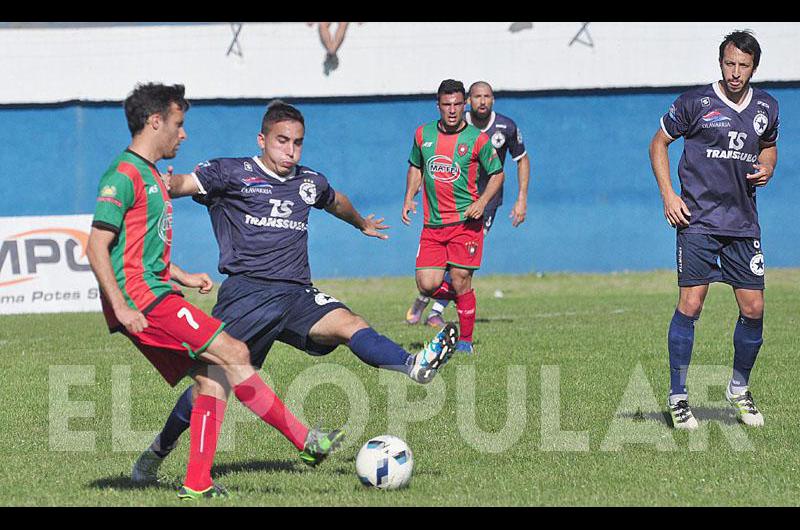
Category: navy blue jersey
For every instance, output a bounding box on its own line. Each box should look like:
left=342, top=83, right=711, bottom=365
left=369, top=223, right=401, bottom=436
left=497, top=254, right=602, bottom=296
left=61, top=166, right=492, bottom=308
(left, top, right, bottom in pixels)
left=466, top=111, right=526, bottom=211
left=660, top=83, right=779, bottom=238
left=191, top=156, right=336, bottom=284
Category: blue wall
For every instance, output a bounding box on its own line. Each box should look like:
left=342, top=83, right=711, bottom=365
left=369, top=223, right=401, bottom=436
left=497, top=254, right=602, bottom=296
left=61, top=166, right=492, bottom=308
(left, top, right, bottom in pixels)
left=2, top=88, right=798, bottom=279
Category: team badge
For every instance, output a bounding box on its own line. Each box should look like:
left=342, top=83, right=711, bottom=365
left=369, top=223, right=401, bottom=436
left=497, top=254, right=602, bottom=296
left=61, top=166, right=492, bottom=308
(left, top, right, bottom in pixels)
left=749, top=253, right=765, bottom=276
left=465, top=241, right=478, bottom=257
left=753, top=113, right=769, bottom=136
left=457, top=143, right=469, bottom=157
left=299, top=181, right=317, bottom=205
left=491, top=131, right=506, bottom=149
left=100, top=185, right=117, bottom=198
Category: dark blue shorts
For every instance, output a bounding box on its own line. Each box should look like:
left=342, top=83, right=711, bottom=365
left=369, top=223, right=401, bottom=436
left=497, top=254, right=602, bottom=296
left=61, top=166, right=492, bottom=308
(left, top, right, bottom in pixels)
left=676, top=232, right=765, bottom=290
left=212, top=275, right=348, bottom=368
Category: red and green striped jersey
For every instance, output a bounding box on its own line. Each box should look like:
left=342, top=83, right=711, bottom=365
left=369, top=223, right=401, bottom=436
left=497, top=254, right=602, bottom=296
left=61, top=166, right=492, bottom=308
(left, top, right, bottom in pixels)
left=92, top=149, right=180, bottom=312
left=409, top=120, right=502, bottom=227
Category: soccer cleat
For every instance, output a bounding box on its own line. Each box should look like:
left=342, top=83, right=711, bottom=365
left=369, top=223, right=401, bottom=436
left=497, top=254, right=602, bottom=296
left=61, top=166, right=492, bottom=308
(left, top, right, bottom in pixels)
left=131, top=447, right=166, bottom=484
left=177, top=482, right=229, bottom=500
left=455, top=340, right=474, bottom=355
left=667, top=398, right=699, bottom=430
left=409, top=323, right=458, bottom=383
left=726, top=388, right=764, bottom=427
left=405, top=297, right=430, bottom=325
left=299, top=427, right=345, bottom=467
left=425, top=312, right=446, bottom=328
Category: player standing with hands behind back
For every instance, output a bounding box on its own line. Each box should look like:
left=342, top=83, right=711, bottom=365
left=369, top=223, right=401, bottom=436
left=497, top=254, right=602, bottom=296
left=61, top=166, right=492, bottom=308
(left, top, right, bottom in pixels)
left=649, top=30, right=779, bottom=430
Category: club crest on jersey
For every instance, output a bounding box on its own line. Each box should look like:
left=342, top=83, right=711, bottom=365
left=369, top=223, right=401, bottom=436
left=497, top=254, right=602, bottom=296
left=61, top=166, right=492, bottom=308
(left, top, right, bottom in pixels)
left=299, top=180, right=317, bottom=205
left=491, top=132, right=506, bottom=149
left=457, top=143, right=469, bottom=157
left=753, top=113, right=769, bottom=136
left=100, top=185, right=117, bottom=198
left=465, top=241, right=479, bottom=257
left=427, top=155, right=461, bottom=183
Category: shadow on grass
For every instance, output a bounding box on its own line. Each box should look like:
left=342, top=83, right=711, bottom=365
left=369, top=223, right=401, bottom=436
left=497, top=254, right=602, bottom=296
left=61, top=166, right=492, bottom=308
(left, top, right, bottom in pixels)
left=618, top=407, right=739, bottom=426
left=88, top=474, right=176, bottom=491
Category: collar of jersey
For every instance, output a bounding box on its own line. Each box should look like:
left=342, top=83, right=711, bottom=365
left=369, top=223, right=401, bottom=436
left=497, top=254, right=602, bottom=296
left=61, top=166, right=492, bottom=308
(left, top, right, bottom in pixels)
left=712, top=82, right=753, bottom=114
left=466, top=110, right=496, bottom=132
left=252, top=155, right=297, bottom=182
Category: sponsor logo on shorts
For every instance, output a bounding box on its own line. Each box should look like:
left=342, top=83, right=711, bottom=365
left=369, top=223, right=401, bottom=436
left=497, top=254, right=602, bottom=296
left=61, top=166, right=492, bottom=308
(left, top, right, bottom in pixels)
left=750, top=253, right=765, bottom=276
left=753, top=239, right=761, bottom=249
left=677, top=245, right=683, bottom=273
left=426, top=155, right=461, bottom=183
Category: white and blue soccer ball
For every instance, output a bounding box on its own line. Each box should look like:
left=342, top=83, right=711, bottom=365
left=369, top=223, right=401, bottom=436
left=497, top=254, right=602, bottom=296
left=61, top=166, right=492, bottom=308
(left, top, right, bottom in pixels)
left=355, top=435, right=414, bottom=490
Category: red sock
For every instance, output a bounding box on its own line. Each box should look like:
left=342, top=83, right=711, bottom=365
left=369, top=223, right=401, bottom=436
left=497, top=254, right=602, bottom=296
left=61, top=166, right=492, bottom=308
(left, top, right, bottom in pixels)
left=456, top=290, right=476, bottom=342
left=184, top=394, right=227, bottom=492
left=431, top=280, right=457, bottom=301
left=233, top=373, right=309, bottom=450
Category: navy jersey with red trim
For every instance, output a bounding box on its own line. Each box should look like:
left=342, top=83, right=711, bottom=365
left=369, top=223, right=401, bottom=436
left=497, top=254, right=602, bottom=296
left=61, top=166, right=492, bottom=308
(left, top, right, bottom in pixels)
left=191, top=156, right=336, bottom=284
left=466, top=111, right=526, bottom=211
left=660, top=83, right=779, bottom=238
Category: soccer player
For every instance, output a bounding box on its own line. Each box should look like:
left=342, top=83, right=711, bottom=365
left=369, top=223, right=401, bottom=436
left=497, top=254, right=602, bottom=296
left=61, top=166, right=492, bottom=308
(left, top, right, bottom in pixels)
left=401, top=79, right=505, bottom=355
left=130, top=100, right=458, bottom=483
left=649, top=30, right=779, bottom=430
left=88, top=84, right=344, bottom=500
left=406, top=80, right=530, bottom=328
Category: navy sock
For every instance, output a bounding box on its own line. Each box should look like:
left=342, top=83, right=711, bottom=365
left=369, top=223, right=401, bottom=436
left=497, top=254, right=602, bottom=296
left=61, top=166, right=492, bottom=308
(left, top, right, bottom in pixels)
left=152, top=386, right=193, bottom=458
left=668, top=309, right=698, bottom=397
left=731, top=314, right=763, bottom=389
left=348, top=328, right=414, bottom=375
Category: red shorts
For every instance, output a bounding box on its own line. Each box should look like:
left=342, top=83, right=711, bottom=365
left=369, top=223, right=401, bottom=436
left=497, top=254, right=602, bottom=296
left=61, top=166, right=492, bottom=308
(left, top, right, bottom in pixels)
left=416, top=219, right=484, bottom=270
left=102, top=294, right=225, bottom=386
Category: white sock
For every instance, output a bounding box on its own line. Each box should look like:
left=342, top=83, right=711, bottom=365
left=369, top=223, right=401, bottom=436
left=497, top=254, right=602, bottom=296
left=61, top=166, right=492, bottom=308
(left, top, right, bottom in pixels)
left=728, top=381, right=748, bottom=397
left=430, top=301, right=447, bottom=314
left=669, top=393, right=688, bottom=406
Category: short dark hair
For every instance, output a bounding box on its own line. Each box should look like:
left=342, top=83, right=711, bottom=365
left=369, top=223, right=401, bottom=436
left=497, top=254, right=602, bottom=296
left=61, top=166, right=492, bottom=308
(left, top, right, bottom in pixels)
left=261, top=100, right=305, bottom=134
left=719, top=30, right=761, bottom=68
left=468, top=81, right=493, bottom=96
left=124, top=83, right=189, bottom=136
left=437, top=79, right=466, bottom=101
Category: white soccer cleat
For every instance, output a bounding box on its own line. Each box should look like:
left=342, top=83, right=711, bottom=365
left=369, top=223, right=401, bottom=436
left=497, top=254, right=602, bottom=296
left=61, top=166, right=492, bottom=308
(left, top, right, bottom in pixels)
left=726, top=388, right=765, bottom=427
left=667, top=398, right=699, bottom=430
left=131, top=447, right=165, bottom=484
left=409, top=323, right=458, bottom=384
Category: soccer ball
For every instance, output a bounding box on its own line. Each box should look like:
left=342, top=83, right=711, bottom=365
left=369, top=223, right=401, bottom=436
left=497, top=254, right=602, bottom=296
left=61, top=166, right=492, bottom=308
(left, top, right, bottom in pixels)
left=355, top=435, right=414, bottom=490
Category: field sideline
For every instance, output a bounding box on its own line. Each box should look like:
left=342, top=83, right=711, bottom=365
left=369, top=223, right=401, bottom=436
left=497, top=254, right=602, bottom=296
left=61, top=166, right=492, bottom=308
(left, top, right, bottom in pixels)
left=1, top=269, right=799, bottom=506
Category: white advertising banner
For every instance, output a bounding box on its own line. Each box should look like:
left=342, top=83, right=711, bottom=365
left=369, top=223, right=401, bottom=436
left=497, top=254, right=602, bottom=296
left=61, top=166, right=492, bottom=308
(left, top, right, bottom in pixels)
left=0, top=215, right=101, bottom=314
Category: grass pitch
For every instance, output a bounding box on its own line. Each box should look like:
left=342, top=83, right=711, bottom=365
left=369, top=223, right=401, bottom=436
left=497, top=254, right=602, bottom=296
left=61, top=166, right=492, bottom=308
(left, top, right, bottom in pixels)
left=2, top=269, right=800, bottom=506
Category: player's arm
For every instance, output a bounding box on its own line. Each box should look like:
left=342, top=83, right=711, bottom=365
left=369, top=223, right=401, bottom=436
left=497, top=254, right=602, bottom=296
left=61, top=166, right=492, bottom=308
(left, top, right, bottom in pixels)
left=649, top=128, right=690, bottom=227
left=747, top=143, right=777, bottom=187
left=169, top=263, right=214, bottom=294
left=401, top=164, right=423, bottom=225
left=510, top=153, right=530, bottom=227
left=325, top=190, right=389, bottom=240
left=86, top=227, right=148, bottom=334
left=465, top=171, right=505, bottom=220
left=167, top=172, right=202, bottom=198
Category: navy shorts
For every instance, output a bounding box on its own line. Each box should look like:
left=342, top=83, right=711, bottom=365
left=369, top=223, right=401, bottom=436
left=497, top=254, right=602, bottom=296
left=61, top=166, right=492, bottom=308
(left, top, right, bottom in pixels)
left=212, top=275, right=348, bottom=368
left=482, top=205, right=498, bottom=236
left=676, top=232, right=765, bottom=290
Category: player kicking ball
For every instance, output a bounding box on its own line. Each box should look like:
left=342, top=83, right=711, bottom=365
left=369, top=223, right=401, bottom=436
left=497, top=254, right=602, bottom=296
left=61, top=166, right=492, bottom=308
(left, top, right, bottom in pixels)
left=131, top=100, right=458, bottom=485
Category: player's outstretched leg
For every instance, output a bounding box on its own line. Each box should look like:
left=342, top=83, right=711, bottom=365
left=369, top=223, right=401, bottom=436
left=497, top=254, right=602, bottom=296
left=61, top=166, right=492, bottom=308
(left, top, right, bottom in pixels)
left=409, top=323, right=458, bottom=384
left=132, top=386, right=194, bottom=484
left=299, top=426, right=346, bottom=466
left=425, top=271, right=452, bottom=327
left=406, top=295, right=430, bottom=324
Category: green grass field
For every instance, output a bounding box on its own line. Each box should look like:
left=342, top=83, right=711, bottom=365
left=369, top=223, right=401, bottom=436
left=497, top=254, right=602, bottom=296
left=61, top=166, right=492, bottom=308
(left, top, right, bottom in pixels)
left=2, top=270, right=800, bottom=506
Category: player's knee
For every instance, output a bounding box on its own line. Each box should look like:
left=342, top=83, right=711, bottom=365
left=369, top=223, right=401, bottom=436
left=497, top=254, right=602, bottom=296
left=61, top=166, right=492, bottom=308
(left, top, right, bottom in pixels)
left=739, top=300, right=764, bottom=319
left=678, top=297, right=704, bottom=317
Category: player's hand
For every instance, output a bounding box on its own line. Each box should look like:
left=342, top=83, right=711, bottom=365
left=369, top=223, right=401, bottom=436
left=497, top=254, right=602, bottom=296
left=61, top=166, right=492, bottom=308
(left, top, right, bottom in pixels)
left=746, top=163, right=773, bottom=187
left=464, top=200, right=486, bottom=220
left=361, top=213, right=389, bottom=240
left=663, top=193, right=691, bottom=228
left=162, top=165, right=174, bottom=192
left=115, top=305, right=148, bottom=334
left=183, top=272, right=214, bottom=294
left=401, top=199, right=417, bottom=225
left=510, top=199, right=527, bottom=227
